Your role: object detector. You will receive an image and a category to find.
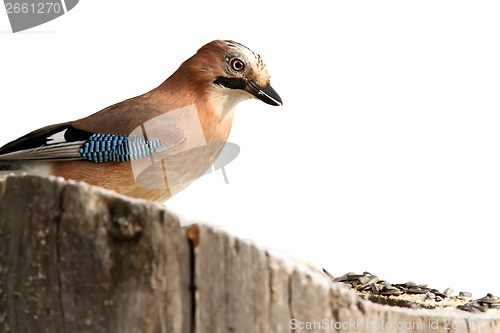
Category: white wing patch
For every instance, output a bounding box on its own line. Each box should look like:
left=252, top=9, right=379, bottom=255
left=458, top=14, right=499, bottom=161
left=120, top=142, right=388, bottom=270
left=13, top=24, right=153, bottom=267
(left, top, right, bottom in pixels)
left=46, top=129, right=68, bottom=144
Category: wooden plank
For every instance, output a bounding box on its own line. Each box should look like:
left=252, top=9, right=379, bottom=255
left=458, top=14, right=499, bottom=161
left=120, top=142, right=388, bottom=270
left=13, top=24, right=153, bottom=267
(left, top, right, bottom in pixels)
left=1, top=175, right=499, bottom=333
left=0, top=175, right=66, bottom=333
left=190, top=225, right=272, bottom=333
left=0, top=175, right=191, bottom=333
left=267, top=251, right=294, bottom=333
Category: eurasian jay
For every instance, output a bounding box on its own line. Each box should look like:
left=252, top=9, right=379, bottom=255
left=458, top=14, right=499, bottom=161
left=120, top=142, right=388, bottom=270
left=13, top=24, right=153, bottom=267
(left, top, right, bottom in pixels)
left=0, top=40, right=282, bottom=202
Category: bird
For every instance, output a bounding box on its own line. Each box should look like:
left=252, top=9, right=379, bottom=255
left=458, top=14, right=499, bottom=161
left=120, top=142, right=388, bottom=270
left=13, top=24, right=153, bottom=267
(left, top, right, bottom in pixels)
left=0, top=40, right=282, bottom=202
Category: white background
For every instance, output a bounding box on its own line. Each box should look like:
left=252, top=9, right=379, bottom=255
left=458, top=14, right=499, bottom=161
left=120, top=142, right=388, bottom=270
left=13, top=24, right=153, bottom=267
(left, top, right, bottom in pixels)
left=1, top=1, right=499, bottom=298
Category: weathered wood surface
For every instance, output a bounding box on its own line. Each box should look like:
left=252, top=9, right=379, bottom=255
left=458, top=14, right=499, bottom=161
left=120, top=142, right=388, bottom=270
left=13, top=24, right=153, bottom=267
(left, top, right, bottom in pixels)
left=0, top=175, right=191, bottom=333
left=0, top=175, right=499, bottom=333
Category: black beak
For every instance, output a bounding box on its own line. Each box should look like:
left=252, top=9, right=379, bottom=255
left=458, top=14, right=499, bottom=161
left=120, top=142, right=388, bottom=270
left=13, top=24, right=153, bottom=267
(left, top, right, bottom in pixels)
left=245, top=81, right=283, bottom=106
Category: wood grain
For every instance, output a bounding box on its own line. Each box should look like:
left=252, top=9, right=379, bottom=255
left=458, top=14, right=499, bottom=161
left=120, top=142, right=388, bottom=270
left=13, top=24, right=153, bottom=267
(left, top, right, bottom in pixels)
left=0, top=175, right=498, bottom=333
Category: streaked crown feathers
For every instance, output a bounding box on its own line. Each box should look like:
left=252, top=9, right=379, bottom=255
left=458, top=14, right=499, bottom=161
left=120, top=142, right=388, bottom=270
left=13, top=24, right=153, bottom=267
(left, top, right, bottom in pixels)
left=191, top=40, right=271, bottom=88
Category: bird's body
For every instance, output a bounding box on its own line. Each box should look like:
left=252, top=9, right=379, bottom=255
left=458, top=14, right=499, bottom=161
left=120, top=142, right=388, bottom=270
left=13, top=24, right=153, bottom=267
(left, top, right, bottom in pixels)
left=0, top=40, right=282, bottom=202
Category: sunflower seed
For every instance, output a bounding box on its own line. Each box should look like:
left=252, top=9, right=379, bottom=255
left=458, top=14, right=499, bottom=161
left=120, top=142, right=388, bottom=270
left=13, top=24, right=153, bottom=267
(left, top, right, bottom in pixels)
left=458, top=304, right=482, bottom=313
left=425, top=292, right=435, bottom=300
left=359, top=276, right=370, bottom=284
left=357, top=284, right=372, bottom=291
left=406, top=287, right=426, bottom=294
left=333, top=275, right=348, bottom=282
left=472, top=303, right=488, bottom=312
left=477, top=295, right=499, bottom=304
left=380, top=289, right=401, bottom=296
left=385, top=285, right=399, bottom=291
left=443, top=288, right=454, bottom=296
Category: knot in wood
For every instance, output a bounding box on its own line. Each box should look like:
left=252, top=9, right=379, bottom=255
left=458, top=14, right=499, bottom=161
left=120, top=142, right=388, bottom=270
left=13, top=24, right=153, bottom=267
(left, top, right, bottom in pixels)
left=109, top=215, right=143, bottom=240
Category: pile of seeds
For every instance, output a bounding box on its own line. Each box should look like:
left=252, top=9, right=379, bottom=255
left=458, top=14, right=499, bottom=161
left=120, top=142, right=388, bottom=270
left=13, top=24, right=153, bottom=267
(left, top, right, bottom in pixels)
left=457, top=294, right=500, bottom=314
left=330, top=271, right=500, bottom=313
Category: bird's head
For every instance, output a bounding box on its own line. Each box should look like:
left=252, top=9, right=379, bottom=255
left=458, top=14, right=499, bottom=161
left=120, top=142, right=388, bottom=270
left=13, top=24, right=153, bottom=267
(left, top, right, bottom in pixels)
left=181, top=40, right=283, bottom=110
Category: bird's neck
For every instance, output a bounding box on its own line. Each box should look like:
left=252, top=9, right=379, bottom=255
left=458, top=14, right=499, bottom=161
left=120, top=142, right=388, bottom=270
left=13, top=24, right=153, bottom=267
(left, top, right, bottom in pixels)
left=205, top=84, right=250, bottom=121
left=149, top=74, right=240, bottom=145
left=199, top=86, right=238, bottom=145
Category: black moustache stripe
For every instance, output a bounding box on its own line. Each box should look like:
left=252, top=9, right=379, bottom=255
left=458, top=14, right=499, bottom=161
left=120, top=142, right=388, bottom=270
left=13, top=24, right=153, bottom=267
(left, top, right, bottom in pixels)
left=213, top=77, right=246, bottom=90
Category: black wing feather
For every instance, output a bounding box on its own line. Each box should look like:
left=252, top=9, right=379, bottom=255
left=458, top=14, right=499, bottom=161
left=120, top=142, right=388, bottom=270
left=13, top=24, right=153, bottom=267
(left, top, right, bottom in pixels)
left=0, top=122, right=93, bottom=156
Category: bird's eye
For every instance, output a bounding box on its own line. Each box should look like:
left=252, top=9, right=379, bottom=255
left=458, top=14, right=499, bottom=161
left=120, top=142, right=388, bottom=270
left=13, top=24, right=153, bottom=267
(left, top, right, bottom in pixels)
left=230, top=58, right=245, bottom=71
